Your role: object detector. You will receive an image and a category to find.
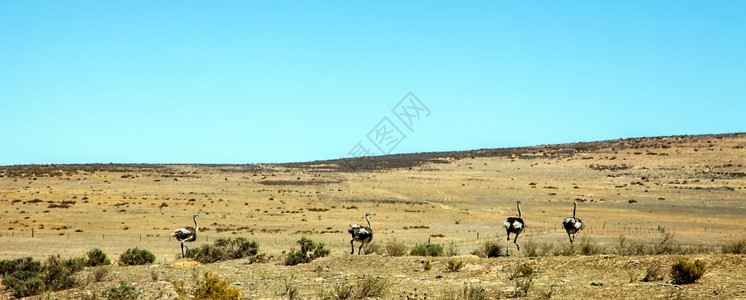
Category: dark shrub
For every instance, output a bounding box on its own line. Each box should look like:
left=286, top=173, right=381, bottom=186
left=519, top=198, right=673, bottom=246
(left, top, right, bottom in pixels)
left=472, top=241, right=502, bottom=258
left=85, top=248, right=111, bottom=266
left=284, top=237, right=330, bottom=266
left=0, top=257, right=44, bottom=276
left=188, top=237, right=264, bottom=264
left=3, top=270, right=47, bottom=297
left=671, top=259, right=706, bottom=284
left=106, top=280, right=141, bottom=300
left=410, top=244, right=444, bottom=257
left=119, top=248, right=156, bottom=266
left=45, top=255, right=84, bottom=291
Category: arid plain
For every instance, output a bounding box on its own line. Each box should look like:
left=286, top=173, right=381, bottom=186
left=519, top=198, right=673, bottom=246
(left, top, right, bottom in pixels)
left=1, top=134, right=745, bottom=299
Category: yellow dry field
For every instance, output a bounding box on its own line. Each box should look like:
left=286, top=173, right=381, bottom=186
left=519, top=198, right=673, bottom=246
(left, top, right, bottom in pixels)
left=0, top=134, right=745, bottom=299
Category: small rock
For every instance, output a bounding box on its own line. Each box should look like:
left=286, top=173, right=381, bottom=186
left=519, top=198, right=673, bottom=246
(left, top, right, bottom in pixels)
left=435, top=275, right=443, bottom=279
left=470, top=279, right=480, bottom=283
left=561, top=279, right=570, bottom=283
left=235, top=282, right=243, bottom=286
left=630, top=260, right=640, bottom=265
left=591, top=282, right=603, bottom=286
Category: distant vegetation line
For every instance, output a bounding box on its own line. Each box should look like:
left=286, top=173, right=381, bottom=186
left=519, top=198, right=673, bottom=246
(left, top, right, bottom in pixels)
left=1, top=133, right=743, bottom=173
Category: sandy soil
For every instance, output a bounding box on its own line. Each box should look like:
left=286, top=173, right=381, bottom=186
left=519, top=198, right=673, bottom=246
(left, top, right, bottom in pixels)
left=0, top=133, right=744, bottom=299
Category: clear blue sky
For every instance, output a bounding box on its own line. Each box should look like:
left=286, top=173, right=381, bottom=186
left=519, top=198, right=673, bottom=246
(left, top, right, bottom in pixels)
left=1, top=1, right=744, bottom=165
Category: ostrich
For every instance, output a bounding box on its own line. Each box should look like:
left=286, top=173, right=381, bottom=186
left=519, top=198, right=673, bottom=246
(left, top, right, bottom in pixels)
left=503, top=200, right=524, bottom=256
left=171, top=214, right=198, bottom=258
left=563, top=201, right=583, bottom=246
left=348, top=213, right=374, bottom=255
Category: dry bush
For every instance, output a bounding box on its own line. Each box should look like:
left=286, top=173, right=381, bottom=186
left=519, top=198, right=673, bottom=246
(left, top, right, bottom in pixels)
left=642, top=265, right=664, bottom=282
left=355, top=276, right=389, bottom=298
left=522, top=239, right=540, bottom=257
left=441, top=284, right=500, bottom=300
left=577, top=237, right=603, bottom=255
left=318, top=276, right=388, bottom=299
left=194, top=272, right=241, bottom=300
left=509, top=263, right=535, bottom=297
left=670, top=259, right=706, bottom=284
left=653, top=233, right=683, bottom=255
left=363, top=241, right=384, bottom=255
left=721, top=239, right=746, bottom=254
left=92, top=267, right=111, bottom=282
left=552, top=243, right=575, bottom=256
left=446, top=259, right=464, bottom=272
left=446, top=242, right=460, bottom=256
left=385, top=240, right=408, bottom=256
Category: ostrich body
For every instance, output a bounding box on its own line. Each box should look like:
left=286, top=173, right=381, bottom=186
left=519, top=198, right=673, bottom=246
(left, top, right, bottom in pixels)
left=503, top=201, right=524, bottom=256
left=348, top=213, right=374, bottom=255
left=171, top=214, right=198, bottom=258
left=563, top=201, right=583, bottom=246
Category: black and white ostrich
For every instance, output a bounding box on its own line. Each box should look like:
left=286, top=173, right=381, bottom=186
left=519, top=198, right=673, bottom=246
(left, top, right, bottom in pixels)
left=348, top=213, right=374, bottom=255
left=562, top=201, right=583, bottom=246
left=503, top=200, right=524, bottom=256
left=171, top=214, right=198, bottom=258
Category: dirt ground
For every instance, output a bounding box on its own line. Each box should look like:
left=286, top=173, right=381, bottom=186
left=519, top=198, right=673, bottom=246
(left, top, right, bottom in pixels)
left=0, top=133, right=744, bottom=299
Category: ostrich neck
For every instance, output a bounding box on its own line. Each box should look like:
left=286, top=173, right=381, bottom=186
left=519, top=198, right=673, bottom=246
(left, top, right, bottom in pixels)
left=194, top=217, right=199, bottom=232
left=572, top=203, right=577, bottom=218
left=517, top=202, right=522, bottom=218
left=366, top=215, right=372, bottom=229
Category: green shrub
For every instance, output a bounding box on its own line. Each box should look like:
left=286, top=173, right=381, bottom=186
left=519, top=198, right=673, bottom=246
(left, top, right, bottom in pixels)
left=446, top=259, right=464, bottom=272
left=0, top=255, right=88, bottom=297
left=45, top=255, right=84, bottom=291
left=0, top=257, right=44, bottom=276
left=3, top=270, right=47, bottom=298
left=119, top=247, right=156, bottom=266
left=106, top=280, right=141, bottom=300
left=472, top=241, right=502, bottom=258
left=194, top=272, right=242, bottom=300
left=85, top=248, right=111, bottom=266
left=188, top=244, right=228, bottom=264
left=410, top=244, right=444, bottom=257
left=671, top=259, right=706, bottom=284
left=385, top=240, right=408, bottom=256
left=284, top=237, right=330, bottom=266
left=722, top=239, right=746, bottom=254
